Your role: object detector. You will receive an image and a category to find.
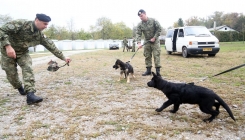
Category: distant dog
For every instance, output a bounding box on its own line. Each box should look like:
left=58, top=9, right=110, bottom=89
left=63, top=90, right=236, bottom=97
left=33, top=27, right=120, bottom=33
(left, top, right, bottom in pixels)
left=126, top=46, right=132, bottom=52
left=113, top=59, right=135, bottom=83
left=147, top=72, right=235, bottom=122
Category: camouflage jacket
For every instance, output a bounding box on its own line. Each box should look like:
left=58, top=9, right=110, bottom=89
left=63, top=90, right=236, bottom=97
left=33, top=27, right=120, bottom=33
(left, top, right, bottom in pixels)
left=0, top=19, right=65, bottom=60
left=123, top=38, right=128, bottom=45
left=136, top=17, right=162, bottom=43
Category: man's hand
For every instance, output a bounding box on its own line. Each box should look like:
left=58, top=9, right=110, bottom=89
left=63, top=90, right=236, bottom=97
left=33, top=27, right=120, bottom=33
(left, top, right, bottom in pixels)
left=150, top=37, right=156, bottom=43
left=64, top=57, right=72, bottom=66
left=137, top=43, right=143, bottom=49
left=5, top=45, right=16, bottom=59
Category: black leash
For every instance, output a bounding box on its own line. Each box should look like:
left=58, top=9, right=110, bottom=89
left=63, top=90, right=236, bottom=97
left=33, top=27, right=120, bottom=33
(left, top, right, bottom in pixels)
left=128, top=41, right=150, bottom=62
left=200, top=63, right=245, bottom=82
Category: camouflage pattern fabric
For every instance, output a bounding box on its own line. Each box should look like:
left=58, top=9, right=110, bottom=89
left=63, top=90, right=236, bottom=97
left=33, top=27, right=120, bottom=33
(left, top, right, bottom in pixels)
left=143, top=39, right=161, bottom=68
left=0, top=20, right=65, bottom=60
left=0, top=19, right=66, bottom=93
left=123, top=38, right=128, bottom=46
left=132, top=39, right=136, bottom=52
left=1, top=52, right=36, bottom=93
left=122, top=38, right=128, bottom=52
left=136, top=17, right=162, bottom=68
left=136, top=17, right=162, bottom=42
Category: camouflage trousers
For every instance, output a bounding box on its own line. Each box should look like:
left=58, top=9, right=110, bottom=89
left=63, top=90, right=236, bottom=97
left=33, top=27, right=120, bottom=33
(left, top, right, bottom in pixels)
left=143, top=39, right=161, bottom=68
left=1, top=51, right=36, bottom=93
left=132, top=45, right=136, bottom=52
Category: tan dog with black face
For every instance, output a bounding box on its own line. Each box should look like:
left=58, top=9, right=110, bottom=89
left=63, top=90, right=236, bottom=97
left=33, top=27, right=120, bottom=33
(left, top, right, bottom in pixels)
left=113, top=59, right=135, bottom=83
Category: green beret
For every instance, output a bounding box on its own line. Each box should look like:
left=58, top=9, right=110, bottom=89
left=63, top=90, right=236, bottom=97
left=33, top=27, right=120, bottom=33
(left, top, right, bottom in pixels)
left=138, top=9, right=146, bottom=16
left=36, top=14, right=51, bottom=22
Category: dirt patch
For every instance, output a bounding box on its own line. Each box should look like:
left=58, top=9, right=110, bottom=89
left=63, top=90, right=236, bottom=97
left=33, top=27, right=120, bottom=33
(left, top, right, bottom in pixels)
left=0, top=48, right=245, bottom=139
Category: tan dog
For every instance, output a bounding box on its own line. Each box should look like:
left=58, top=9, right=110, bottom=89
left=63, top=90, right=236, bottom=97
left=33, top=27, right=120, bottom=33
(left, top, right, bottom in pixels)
left=113, top=59, right=135, bottom=83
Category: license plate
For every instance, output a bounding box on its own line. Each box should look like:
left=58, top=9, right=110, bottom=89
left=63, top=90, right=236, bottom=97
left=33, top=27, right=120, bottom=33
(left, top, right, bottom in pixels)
left=203, top=48, right=212, bottom=51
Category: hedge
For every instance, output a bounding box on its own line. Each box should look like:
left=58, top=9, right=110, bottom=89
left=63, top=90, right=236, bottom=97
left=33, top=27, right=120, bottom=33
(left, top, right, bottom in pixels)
left=214, top=31, right=245, bottom=42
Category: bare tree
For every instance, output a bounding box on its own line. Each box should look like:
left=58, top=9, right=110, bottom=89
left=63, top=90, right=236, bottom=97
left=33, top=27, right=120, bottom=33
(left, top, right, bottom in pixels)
left=67, top=18, right=76, bottom=40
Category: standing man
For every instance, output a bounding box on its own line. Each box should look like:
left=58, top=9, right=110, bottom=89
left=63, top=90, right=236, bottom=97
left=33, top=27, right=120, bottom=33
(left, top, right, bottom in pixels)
left=136, top=9, right=162, bottom=76
left=132, top=37, right=136, bottom=52
left=122, top=37, right=128, bottom=52
left=0, top=14, right=71, bottom=105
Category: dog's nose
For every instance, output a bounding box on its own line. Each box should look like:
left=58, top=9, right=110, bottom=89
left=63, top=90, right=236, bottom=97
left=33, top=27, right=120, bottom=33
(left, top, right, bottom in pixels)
left=147, top=81, right=153, bottom=87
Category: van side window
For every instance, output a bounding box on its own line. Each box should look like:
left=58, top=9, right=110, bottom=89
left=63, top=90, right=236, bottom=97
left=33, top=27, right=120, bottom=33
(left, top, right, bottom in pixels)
left=178, top=29, right=184, bottom=37
left=166, top=30, right=174, bottom=38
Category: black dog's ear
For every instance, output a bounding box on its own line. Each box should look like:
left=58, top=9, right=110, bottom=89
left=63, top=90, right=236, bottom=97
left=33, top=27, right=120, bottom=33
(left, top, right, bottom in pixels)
left=152, top=72, right=156, bottom=76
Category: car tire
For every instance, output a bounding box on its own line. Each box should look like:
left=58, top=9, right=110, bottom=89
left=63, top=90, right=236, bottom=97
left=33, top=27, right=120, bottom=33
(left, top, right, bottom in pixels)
left=208, top=54, right=216, bottom=57
left=166, top=51, right=172, bottom=55
left=182, top=47, right=189, bottom=58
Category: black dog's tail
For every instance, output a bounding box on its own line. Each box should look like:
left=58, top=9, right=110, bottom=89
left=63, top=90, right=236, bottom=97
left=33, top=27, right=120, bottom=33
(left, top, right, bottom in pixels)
left=215, top=94, right=236, bottom=121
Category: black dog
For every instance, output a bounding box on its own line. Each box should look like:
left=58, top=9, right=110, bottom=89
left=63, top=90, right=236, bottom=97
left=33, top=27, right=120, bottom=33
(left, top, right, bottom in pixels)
left=113, top=59, right=135, bottom=83
left=126, top=46, right=132, bottom=52
left=147, top=72, right=235, bottom=122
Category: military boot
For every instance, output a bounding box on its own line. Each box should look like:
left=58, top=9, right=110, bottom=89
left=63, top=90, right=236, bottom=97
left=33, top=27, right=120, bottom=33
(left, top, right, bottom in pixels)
left=142, top=67, right=152, bottom=76
left=18, top=86, right=26, bottom=95
left=156, top=67, right=161, bottom=76
left=26, top=92, right=43, bottom=105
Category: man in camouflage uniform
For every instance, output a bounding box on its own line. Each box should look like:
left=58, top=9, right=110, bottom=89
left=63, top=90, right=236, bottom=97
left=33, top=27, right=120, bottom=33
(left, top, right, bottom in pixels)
left=0, top=14, right=71, bottom=105
left=132, top=37, right=136, bottom=52
left=122, top=37, right=128, bottom=52
left=136, top=9, right=162, bottom=76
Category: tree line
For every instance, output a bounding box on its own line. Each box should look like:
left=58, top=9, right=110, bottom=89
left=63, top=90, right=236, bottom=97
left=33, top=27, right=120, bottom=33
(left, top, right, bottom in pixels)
left=1, top=11, right=245, bottom=40
left=174, top=11, right=245, bottom=32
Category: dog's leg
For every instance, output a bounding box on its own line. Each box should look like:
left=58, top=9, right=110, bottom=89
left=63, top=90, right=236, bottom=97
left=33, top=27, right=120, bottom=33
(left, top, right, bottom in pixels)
left=170, top=103, right=180, bottom=113
left=131, top=73, right=135, bottom=78
left=126, top=75, right=130, bottom=83
left=200, top=105, right=219, bottom=122
left=156, top=100, right=173, bottom=112
left=213, top=102, right=220, bottom=112
left=118, top=71, right=124, bottom=81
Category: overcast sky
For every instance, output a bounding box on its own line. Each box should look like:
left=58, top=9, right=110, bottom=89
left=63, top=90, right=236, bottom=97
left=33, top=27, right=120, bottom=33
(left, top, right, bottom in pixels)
left=1, top=0, right=245, bottom=31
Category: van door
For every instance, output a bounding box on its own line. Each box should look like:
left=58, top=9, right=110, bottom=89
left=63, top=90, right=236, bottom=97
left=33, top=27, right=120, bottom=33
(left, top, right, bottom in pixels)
left=176, top=29, right=185, bottom=52
left=172, top=29, right=178, bottom=52
left=165, top=29, right=174, bottom=51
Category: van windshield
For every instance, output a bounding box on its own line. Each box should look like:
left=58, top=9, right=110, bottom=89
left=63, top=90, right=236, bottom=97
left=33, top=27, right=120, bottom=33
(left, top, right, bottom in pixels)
left=184, top=26, right=212, bottom=36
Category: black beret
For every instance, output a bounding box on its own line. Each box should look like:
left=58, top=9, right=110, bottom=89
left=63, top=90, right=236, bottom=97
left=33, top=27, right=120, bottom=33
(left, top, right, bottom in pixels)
left=138, top=9, right=146, bottom=16
left=36, top=14, right=51, bottom=22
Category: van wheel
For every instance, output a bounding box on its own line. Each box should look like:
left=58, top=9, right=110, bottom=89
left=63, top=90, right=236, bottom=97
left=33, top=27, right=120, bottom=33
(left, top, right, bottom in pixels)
left=167, top=51, right=172, bottom=55
left=208, top=54, right=216, bottom=56
left=182, top=47, right=189, bottom=58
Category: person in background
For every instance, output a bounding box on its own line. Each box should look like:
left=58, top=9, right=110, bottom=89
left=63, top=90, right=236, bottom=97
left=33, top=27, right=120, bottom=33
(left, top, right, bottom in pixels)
left=0, top=13, right=71, bottom=105
left=132, top=37, right=136, bottom=52
left=136, top=9, right=162, bottom=76
left=122, top=37, right=128, bottom=52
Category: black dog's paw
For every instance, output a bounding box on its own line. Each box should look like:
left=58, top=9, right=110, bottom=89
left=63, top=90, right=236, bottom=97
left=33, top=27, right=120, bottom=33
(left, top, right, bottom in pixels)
left=155, top=108, right=162, bottom=112
left=169, top=110, right=177, bottom=113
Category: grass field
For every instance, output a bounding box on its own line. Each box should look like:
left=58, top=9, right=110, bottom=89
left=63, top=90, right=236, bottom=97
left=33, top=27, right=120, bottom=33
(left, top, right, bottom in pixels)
left=0, top=42, right=245, bottom=139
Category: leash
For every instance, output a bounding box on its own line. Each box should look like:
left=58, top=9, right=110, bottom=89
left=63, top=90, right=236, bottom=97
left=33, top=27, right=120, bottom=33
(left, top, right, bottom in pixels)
left=128, top=41, right=150, bottom=62
left=197, top=63, right=245, bottom=83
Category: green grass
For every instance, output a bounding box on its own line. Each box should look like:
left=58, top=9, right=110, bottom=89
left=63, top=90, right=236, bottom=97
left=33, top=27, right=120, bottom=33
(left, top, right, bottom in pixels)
left=219, top=41, right=245, bottom=52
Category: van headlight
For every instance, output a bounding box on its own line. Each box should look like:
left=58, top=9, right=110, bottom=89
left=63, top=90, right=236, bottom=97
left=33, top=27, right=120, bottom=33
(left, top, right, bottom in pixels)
left=215, top=40, right=219, bottom=44
left=189, top=41, right=198, bottom=45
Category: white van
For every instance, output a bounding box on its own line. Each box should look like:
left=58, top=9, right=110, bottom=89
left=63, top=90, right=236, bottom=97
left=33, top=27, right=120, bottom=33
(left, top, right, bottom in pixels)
left=165, top=26, right=220, bottom=58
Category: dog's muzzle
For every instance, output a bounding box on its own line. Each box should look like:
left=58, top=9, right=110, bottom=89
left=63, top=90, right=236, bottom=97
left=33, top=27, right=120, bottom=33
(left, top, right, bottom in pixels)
left=113, top=65, right=119, bottom=69
left=147, top=81, right=155, bottom=87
